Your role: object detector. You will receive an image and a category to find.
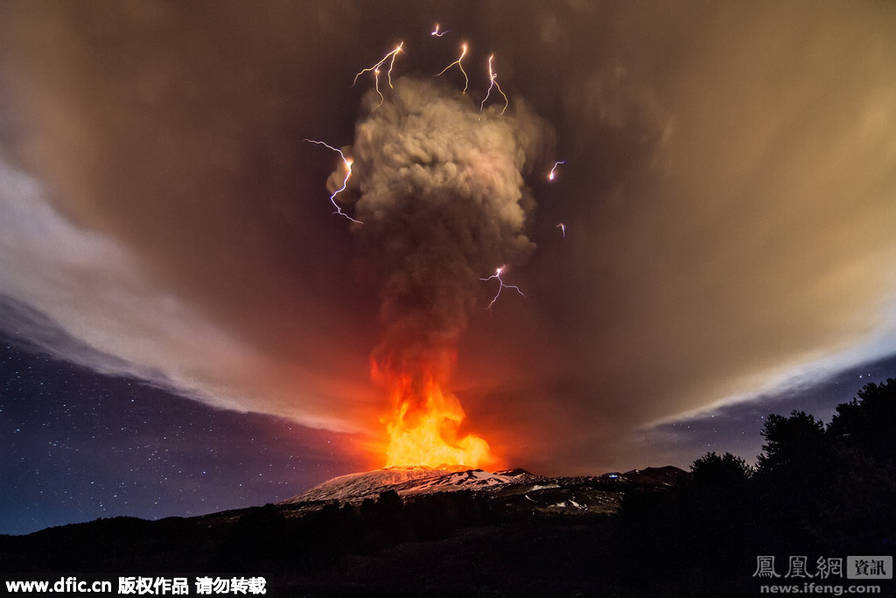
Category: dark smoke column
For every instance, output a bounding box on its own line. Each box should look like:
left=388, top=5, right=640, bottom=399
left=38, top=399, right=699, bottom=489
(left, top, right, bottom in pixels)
left=334, top=77, right=549, bottom=467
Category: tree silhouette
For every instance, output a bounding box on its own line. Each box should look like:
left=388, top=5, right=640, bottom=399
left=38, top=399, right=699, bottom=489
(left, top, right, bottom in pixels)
left=828, top=378, right=896, bottom=464
left=691, top=451, right=753, bottom=487
left=757, top=410, right=825, bottom=474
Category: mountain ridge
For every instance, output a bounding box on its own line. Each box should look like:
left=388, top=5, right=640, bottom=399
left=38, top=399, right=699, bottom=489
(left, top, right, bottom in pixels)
left=279, top=464, right=686, bottom=509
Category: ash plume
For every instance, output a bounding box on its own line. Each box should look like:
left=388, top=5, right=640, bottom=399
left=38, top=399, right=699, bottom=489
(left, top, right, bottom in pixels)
left=334, top=77, right=550, bottom=380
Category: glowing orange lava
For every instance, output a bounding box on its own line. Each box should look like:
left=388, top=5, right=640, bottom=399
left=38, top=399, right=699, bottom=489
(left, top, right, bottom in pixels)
left=375, top=366, right=494, bottom=469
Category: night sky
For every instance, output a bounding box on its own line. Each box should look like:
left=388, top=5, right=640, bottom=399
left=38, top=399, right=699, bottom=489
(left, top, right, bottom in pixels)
left=649, top=352, right=896, bottom=467
left=1, top=332, right=363, bottom=535
left=2, top=1, right=896, bottom=535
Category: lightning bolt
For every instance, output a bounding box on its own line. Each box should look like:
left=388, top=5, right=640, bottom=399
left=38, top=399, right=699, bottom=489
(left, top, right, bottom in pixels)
left=548, top=160, right=566, bottom=182
left=373, top=69, right=384, bottom=109
left=480, top=265, right=525, bottom=310
left=353, top=42, right=404, bottom=90
left=479, top=53, right=509, bottom=115
left=556, top=223, right=566, bottom=238
left=436, top=43, right=469, bottom=94
left=303, top=139, right=363, bottom=224
left=431, top=23, right=448, bottom=37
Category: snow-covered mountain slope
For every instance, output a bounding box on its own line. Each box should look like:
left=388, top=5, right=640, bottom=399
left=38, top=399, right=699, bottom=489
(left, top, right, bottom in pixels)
left=281, top=466, right=459, bottom=503
left=391, top=468, right=536, bottom=496
left=281, top=466, right=536, bottom=504
left=279, top=464, right=687, bottom=518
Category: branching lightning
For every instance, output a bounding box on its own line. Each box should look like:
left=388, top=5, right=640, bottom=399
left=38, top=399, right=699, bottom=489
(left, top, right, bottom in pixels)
left=556, top=223, right=566, bottom=238
left=431, top=23, right=448, bottom=37
left=548, top=160, right=566, bottom=181
left=479, top=54, right=509, bottom=115
left=353, top=42, right=404, bottom=91
left=480, top=265, right=525, bottom=310
left=303, top=139, right=363, bottom=224
left=436, top=43, right=469, bottom=94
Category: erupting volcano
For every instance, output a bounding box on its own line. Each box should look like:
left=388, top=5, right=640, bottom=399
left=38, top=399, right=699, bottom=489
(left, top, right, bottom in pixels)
left=323, top=78, right=549, bottom=469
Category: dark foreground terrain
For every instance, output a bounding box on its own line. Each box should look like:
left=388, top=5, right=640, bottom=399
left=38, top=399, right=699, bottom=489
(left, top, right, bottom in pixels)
left=2, top=380, right=896, bottom=597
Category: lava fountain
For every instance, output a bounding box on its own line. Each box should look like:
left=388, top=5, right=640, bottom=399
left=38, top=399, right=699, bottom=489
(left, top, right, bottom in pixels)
left=372, top=356, right=493, bottom=468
